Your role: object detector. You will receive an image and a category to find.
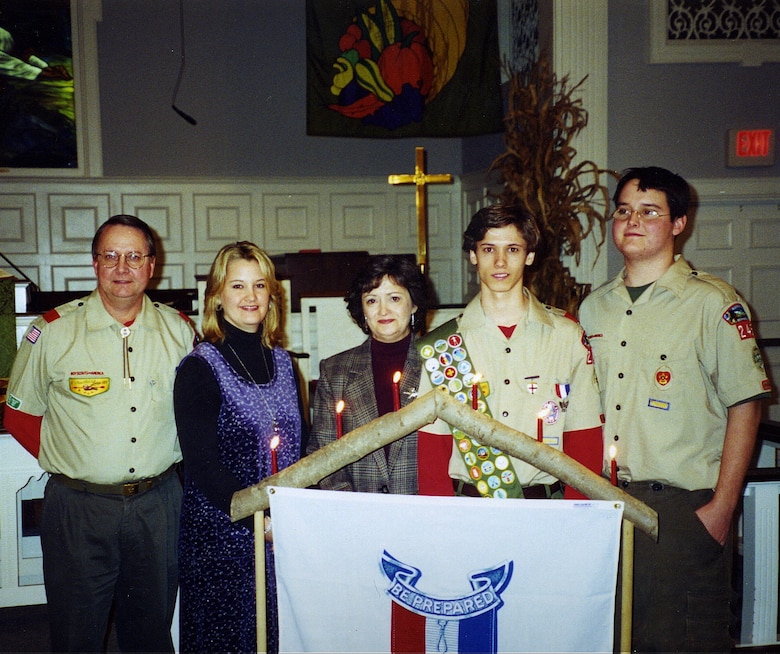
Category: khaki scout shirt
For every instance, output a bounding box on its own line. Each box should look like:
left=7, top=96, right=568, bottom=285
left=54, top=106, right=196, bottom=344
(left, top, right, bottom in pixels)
left=419, top=290, right=603, bottom=487
left=579, top=257, right=770, bottom=491
left=8, top=290, right=195, bottom=484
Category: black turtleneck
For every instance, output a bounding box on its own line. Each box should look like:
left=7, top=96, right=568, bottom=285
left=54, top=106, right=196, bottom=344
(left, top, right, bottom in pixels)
left=218, top=321, right=275, bottom=384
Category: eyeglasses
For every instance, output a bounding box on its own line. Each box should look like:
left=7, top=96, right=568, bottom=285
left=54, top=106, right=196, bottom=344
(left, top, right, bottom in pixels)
left=612, top=207, right=671, bottom=221
left=96, top=251, right=152, bottom=269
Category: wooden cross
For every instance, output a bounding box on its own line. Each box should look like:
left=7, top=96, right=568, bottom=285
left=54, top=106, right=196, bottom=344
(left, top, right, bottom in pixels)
left=388, top=147, right=452, bottom=276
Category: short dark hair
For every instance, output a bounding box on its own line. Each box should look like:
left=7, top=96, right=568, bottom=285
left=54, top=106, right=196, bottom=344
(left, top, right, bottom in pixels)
left=92, top=215, right=157, bottom=258
left=613, top=167, right=690, bottom=219
left=462, top=204, right=541, bottom=254
left=345, top=254, right=431, bottom=335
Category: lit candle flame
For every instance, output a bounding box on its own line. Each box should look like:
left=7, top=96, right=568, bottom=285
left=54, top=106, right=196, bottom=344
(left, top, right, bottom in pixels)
left=392, top=371, right=401, bottom=384
left=336, top=400, right=345, bottom=414
left=270, top=434, right=280, bottom=450
left=609, top=444, right=617, bottom=459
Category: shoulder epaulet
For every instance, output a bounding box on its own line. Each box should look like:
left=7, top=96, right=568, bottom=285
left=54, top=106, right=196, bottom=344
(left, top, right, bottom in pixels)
left=42, top=308, right=61, bottom=323
left=172, top=307, right=200, bottom=344
left=688, top=269, right=739, bottom=302
left=543, top=304, right=569, bottom=319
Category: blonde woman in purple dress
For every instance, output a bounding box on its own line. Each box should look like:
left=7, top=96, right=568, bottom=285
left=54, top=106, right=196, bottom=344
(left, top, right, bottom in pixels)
left=174, top=242, right=306, bottom=654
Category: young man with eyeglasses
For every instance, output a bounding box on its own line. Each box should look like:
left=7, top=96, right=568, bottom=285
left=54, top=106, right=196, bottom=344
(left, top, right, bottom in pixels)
left=5, top=214, right=197, bottom=653
left=579, top=167, right=770, bottom=652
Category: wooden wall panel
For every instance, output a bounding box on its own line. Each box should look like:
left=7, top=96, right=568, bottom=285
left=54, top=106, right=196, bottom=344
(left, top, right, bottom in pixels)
left=48, top=194, right=111, bottom=253
left=261, top=193, right=321, bottom=252
left=0, top=194, right=37, bottom=253
left=1, top=174, right=537, bottom=306
left=120, top=194, right=185, bottom=253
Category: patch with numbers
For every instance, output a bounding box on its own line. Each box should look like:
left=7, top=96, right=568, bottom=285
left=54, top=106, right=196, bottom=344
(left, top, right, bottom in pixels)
left=722, top=303, right=755, bottom=340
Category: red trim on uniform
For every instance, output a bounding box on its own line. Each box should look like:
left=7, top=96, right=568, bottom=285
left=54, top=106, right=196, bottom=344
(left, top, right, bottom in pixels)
left=4, top=406, right=43, bottom=458
left=417, top=429, right=455, bottom=496
left=562, top=425, right=604, bottom=500
left=42, top=308, right=60, bottom=323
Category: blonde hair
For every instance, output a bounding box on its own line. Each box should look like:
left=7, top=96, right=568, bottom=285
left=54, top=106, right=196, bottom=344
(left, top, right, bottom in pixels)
left=201, top=242, right=285, bottom=348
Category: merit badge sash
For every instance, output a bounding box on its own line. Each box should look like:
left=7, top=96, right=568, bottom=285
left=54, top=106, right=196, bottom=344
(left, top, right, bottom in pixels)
left=417, top=319, right=523, bottom=498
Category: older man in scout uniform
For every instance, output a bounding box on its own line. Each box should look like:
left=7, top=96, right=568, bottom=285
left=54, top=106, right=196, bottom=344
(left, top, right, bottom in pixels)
left=5, top=214, right=197, bottom=653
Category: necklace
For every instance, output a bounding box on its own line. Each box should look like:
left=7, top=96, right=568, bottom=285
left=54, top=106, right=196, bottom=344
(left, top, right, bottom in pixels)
left=226, top=341, right=273, bottom=385
left=226, top=341, right=281, bottom=471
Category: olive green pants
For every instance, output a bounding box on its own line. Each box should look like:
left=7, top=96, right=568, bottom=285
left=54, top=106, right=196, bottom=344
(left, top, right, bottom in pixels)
left=621, top=483, right=733, bottom=653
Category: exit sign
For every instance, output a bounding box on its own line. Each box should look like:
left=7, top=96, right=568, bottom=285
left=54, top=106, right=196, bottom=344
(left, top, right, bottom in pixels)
left=727, top=128, right=776, bottom=167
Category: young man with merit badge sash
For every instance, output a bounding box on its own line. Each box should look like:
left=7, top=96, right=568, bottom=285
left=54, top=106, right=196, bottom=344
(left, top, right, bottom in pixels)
left=416, top=204, right=603, bottom=499
left=579, top=167, right=771, bottom=652
left=5, top=215, right=197, bottom=653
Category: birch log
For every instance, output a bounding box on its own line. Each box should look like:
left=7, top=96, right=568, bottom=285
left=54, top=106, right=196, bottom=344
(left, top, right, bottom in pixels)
left=231, top=389, right=658, bottom=540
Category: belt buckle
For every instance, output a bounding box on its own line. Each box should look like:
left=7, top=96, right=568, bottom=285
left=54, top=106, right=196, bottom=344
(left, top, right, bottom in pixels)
left=123, top=481, right=141, bottom=496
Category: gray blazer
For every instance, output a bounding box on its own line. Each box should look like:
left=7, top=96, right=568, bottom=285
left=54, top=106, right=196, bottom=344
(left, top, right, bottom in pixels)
left=307, top=337, right=421, bottom=494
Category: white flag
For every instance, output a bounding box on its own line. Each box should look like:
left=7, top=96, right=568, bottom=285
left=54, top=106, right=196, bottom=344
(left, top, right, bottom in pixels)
left=271, top=487, right=623, bottom=653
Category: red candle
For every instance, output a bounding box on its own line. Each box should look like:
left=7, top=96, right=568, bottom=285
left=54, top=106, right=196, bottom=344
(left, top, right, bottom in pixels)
left=392, top=371, right=401, bottom=411
left=335, top=400, right=345, bottom=439
left=471, top=374, right=482, bottom=410
left=609, top=445, right=618, bottom=486
left=270, top=434, right=280, bottom=475
left=537, top=417, right=543, bottom=442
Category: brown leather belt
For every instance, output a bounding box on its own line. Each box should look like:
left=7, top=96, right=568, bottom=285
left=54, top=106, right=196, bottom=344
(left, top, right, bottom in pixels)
left=453, top=479, right=562, bottom=499
left=51, top=465, right=176, bottom=497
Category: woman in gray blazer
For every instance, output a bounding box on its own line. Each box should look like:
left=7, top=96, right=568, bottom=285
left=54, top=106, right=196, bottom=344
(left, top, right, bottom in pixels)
left=308, top=255, right=430, bottom=494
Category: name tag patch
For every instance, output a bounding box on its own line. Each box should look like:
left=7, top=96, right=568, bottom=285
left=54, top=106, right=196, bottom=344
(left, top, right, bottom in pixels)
left=648, top=398, right=670, bottom=411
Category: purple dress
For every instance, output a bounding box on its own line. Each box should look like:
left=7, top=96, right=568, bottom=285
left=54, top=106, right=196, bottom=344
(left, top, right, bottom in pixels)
left=178, top=342, right=301, bottom=654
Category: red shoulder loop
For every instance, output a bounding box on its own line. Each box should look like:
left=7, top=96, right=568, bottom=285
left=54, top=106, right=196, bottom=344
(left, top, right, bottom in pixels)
left=42, top=309, right=61, bottom=323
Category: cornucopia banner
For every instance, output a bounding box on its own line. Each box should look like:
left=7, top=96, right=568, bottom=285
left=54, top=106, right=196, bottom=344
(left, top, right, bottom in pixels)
left=306, top=0, right=504, bottom=137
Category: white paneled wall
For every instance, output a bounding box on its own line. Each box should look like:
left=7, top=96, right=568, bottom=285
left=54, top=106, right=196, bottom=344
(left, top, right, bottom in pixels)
left=681, top=178, right=780, bottom=421
left=0, top=175, right=500, bottom=306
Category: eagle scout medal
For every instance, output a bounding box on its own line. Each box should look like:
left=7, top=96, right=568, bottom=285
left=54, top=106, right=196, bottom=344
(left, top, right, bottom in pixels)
left=417, top=319, right=523, bottom=499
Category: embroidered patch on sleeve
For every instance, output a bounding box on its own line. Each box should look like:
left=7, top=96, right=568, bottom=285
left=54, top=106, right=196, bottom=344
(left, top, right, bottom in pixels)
left=722, top=303, right=755, bottom=340
left=26, top=326, right=42, bottom=344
